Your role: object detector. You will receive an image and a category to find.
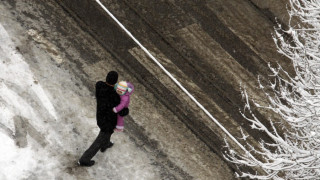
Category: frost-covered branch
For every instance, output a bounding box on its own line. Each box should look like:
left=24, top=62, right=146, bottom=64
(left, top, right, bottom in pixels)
left=225, top=0, right=320, bottom=179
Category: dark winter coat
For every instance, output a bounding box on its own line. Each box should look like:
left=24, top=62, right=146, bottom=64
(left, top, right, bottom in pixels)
left=95, top=81, right=120, bottom=133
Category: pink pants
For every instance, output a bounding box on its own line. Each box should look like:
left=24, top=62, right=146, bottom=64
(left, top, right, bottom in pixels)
left=116, top=114, right=124, bottom=129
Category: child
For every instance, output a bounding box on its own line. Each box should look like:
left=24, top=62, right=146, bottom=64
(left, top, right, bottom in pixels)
left=113, top=81, right=134, bottom=132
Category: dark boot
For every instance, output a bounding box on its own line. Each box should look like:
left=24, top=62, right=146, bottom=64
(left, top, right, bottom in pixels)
left=78, top=160, right=95, bottom=167
left=100, top=142, right=114, bottom=152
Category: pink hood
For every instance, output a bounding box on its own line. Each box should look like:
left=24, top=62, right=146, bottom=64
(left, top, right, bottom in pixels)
left=125, top=82, right=134, bottom=96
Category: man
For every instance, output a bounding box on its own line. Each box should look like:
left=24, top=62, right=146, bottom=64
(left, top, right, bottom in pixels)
left=78, top=71, right=128, bottom=166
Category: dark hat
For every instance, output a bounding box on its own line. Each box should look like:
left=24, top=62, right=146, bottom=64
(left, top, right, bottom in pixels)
left=106, top=71, right=118, bottom=85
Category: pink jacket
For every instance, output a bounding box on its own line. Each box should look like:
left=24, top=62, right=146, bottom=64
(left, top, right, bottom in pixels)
left=113, top=82, right=134, bottom=114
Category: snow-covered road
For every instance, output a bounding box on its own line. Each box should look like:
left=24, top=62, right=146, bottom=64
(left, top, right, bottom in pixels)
left=0, top=1, right=236, bottom=179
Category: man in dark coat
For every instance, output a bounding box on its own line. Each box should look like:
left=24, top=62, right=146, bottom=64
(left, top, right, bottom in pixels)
left=78, top=71, right=128, bottom=166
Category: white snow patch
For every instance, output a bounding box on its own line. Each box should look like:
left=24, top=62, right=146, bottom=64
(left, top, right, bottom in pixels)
left=0, top=133, right=36, bottom=180
left=0, top=24, right=58, bottom=120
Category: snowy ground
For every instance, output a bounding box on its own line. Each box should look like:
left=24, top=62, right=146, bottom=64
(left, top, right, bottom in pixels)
left=0, top=21, right=162, bottom=179
left=0, top=2, right=161, bottom=180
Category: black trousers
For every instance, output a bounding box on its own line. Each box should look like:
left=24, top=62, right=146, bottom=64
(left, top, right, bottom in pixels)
left=79, top=131, right=112, bottom=163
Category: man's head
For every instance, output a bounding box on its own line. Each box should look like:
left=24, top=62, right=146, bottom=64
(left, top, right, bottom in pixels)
left=106, top=71, right=118, bottom=85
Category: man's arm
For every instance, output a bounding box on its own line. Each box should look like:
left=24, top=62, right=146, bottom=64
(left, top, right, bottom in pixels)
left=113, top=96, right=129, bottom=113
left=95, top=81, right=105, bottom=98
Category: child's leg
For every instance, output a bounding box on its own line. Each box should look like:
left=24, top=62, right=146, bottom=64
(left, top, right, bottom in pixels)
left=116, top=114, right=124, bottom=130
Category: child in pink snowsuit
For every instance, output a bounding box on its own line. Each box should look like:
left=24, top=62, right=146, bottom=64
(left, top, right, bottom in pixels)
left=113, top=81, right=134, bottom=132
